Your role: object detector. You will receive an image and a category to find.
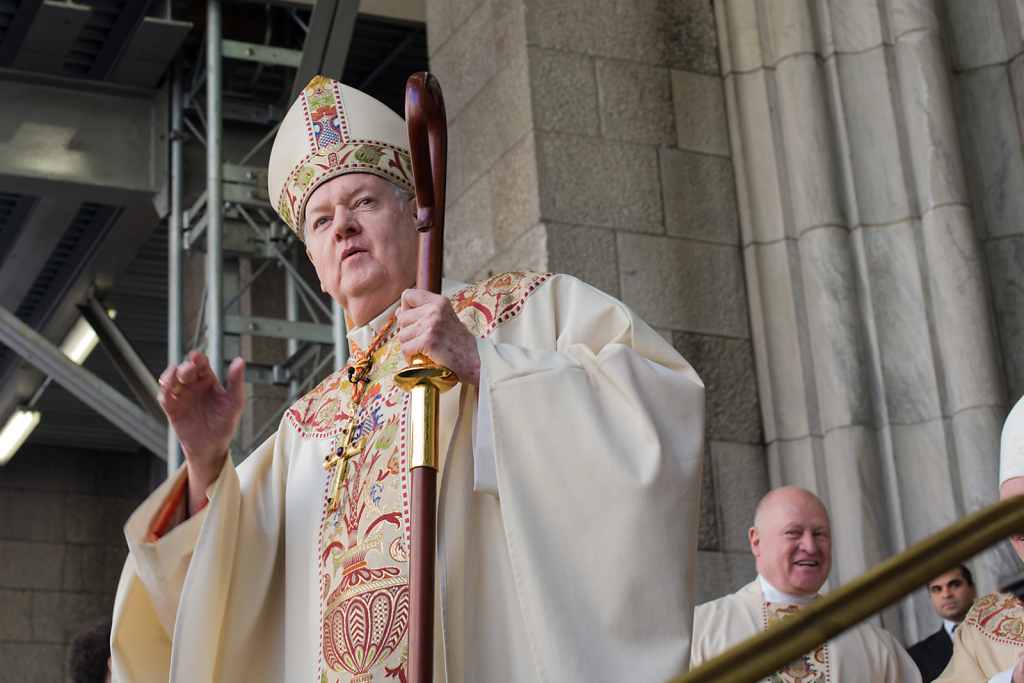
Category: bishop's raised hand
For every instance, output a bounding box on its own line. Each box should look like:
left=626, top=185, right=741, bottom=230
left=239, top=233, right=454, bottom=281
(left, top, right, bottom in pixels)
left=158, top=350, right=246, bottom=515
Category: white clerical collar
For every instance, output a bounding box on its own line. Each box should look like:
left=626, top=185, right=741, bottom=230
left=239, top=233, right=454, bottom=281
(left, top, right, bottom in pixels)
left=758, top=574, right=818, bottom=605
left=346, top=299, right=400, bottom=351
left=943, top=619, right=959, bottom=639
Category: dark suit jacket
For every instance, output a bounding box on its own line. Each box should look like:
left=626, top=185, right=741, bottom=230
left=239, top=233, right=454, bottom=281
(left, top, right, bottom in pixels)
left=908, top=626, right=954, bottom=683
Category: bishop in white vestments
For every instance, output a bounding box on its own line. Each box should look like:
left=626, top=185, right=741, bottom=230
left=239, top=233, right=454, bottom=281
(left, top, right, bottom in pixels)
left=690, top=487, right=921, bottom=683
left=935, top=396, right=1024, bottom=683
left=109, top=76, right=706, bottom=683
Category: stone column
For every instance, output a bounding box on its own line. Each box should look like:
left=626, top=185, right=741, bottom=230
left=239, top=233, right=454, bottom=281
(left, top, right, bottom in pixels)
left=890, top=0, right=1007, bottom=568
left=718, top=0, right=1009, bottom=640
left=943, top=0, right=1024, bottom=410
left=717, top=0, right=894, bottom=610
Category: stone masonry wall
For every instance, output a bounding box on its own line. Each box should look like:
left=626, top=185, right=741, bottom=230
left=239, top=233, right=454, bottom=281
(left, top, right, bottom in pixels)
left=0, top=444, right=156, bottom=683
left=426, top=0, right=768, bottom=603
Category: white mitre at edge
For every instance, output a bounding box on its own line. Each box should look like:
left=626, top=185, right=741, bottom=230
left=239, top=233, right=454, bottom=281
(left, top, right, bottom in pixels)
left=999, top=395, right=1024, bottom=486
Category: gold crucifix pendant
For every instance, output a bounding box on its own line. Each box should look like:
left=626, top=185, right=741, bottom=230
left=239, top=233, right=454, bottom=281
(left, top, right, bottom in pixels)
left=323, top=424, right=366, bottom=515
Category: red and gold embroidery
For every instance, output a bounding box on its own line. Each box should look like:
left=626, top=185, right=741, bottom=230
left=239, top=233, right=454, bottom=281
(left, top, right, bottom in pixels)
left=451, top=271, right=552, bottom=338
left=318, top=348, right=411, bottom=683
left=967, top=593, right=1024, bottom=646
left=288, top=271, right=553, bottom=438
left=305, top=271, right=551, bottom=682
left=764, top=603, right=830, bottom=683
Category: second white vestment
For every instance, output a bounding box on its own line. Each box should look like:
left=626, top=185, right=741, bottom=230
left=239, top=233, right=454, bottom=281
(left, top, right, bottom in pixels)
left=691, top=580, right=922, bottom=683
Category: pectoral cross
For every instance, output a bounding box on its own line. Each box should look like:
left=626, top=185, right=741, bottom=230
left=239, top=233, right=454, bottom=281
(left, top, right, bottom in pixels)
left=323, top=423, right=366, bottom=514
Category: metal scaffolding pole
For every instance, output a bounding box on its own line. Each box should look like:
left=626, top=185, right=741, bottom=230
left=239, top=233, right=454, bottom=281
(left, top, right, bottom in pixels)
left=206, top=0, right=224, bottom=382
left=332, top=299, right=347, bottom=371
left=286, top=247, right=299, bottom=396
left=168, top=58, right=184, bottom=475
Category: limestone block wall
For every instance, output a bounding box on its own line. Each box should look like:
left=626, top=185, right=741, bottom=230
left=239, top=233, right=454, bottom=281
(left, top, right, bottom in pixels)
left=426, top=0, right=768, bottom=604
left=0, top=444, right=155, bottom=683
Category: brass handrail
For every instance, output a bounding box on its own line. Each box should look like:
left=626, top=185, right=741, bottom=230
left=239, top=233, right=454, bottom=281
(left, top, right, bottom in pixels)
left=667, top=495, right=1024, bottom=683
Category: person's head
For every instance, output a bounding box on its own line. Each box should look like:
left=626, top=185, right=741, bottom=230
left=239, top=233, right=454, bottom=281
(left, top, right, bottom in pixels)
left=749, top=486, right=832, bottom=596
left=268, top=75, right=418, bottom=325
left=303, top=174, right=418, bottom=325
left=926, top=565, right=976, bottom=623
left=66, top=619, right=112, bottom=683
left=998, top=396, right=1024, bottom=561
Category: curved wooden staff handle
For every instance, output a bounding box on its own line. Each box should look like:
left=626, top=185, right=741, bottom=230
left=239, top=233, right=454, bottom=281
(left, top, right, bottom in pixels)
left=403, top=71, right=447, bottom=683
left=405, top=72, right=447, bottom=295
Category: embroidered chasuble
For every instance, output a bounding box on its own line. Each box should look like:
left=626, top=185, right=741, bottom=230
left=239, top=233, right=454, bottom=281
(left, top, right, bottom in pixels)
left=111, top=272, right=706, bottom=683
left=691, top=580, right=922, bottom=683
left=934, top=592, right=1024, bottom=683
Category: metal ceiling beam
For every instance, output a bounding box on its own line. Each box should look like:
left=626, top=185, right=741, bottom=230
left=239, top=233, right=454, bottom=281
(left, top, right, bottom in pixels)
left=109, top=17, right=193, bottom=88
left=358, top=26, right=419, bottom=90
left=0, top=0, right=44, bottom=67
left=87, top=0, right=156, bottom=80
left=20, top=204, right=121, bottom=330
left=79, top=295, right=162, bottom=421
left=233, top=0, right=426, bottom=25
left=222, top=39, right=302, bottom=68
left=0, top=304, right=167, bottom=458
left=0, top=77, right=166, bottom=194
left=0, top=194, right=38, bottom=271
left=290, top=0, right=358, bottom=103
left=0, top=202, right=121, bottom=394
left=11, top=1, right=92, bottom=74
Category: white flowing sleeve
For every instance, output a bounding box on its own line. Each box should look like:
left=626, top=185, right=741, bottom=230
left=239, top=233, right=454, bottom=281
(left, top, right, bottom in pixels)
left=479, top=274, right=705, bottom=683
left=111, top=426, right=292, bottom=683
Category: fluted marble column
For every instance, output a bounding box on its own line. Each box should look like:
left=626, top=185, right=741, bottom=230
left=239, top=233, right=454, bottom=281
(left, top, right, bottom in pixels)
left=718, top=0, right=1009, bottom=641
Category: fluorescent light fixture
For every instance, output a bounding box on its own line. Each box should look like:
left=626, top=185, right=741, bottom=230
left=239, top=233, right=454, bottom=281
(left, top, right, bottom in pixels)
left=0, top=409, right=41, bottom=465
left=58, top=309, right=115, bottom=365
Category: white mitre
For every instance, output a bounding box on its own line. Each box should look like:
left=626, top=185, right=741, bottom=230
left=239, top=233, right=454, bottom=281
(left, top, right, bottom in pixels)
left=267, top=75, right=414, bottom=241
left=998, top=395, right=1024, bottom=486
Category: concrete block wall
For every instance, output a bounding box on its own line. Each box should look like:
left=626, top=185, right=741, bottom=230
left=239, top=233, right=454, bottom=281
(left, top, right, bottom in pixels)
left=426, top=0, right=767, bottom=604
left=0, top=444, right=155, bottom=683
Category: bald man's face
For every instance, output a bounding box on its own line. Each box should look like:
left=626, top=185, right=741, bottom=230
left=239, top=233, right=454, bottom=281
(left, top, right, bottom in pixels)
left=1001, top=477, right=1024, bottom=562
left=750, top=490, right=832, bottom=595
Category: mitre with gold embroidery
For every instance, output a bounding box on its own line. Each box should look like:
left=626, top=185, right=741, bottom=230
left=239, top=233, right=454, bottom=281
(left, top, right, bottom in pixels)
left=268, top=75, right=414, bottom=240
left=999, top=395, right=1024, bottom=486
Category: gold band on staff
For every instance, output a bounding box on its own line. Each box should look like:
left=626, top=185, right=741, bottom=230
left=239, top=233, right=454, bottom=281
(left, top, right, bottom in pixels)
left=395, top=358, right=456, bottom=470
left=667, top=495, right=1024, bottom=683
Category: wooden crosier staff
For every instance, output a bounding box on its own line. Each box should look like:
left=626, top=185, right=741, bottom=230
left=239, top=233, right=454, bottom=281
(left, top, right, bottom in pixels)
left=395, top=72, right=456, bottom=683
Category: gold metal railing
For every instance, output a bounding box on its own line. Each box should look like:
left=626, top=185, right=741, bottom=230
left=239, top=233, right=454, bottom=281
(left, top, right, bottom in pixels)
left=667, top=495, right=1024, bottom=683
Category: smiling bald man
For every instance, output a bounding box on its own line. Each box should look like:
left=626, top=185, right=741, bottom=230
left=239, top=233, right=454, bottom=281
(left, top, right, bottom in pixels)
left=690, top=486, right=922, bottom=683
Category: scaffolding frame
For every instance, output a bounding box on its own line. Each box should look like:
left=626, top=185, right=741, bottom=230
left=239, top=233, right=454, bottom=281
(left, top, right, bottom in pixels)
left=165, top=0, right=354, bottom=474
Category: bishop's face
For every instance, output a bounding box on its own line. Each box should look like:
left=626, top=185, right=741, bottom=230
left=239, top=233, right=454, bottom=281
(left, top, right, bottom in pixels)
left=304, top=173, right=419, bottom=327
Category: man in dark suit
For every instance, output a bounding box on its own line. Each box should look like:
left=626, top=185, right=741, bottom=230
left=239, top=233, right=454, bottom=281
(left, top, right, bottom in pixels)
left=908, top=564, right=977, bottom=683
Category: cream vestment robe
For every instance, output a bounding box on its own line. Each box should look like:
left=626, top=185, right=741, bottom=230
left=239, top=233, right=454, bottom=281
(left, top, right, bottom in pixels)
left=934, top=592, right=1024, bottom=683
left=111, top=272, right=706, bottom=683
left=691, top=579, right=922, bottom=683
